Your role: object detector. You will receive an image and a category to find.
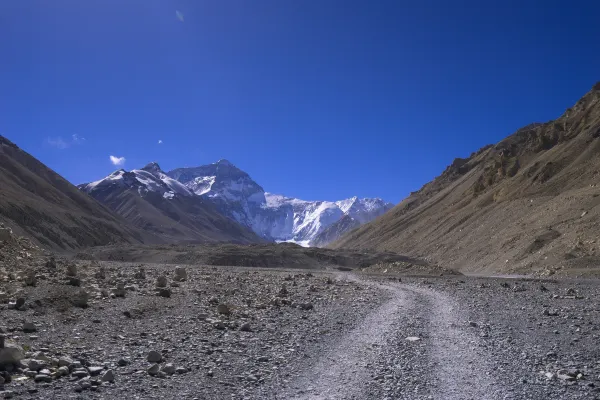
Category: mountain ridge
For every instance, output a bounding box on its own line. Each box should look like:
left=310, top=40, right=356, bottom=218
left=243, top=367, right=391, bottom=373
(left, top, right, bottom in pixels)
left=82, top=160, right=394, bottom=246
left=78, top=164, right=264, bottom=244
left=332, top=82, right=600, bottom=275
left=0, top=135, right=158, bottom=250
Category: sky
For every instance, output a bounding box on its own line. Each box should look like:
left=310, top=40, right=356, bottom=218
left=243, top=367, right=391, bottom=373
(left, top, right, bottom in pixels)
left=1, top=0, right=599, bottom=203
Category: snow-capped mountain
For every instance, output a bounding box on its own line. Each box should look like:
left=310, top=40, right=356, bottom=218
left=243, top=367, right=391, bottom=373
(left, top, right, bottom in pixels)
left=80, top=159, right=394, bottom=246
left=166, top=160, right=394, bottom=246
left=80, top=162, right=193, bottom=200
left=78, top=163, right=262, bottom=244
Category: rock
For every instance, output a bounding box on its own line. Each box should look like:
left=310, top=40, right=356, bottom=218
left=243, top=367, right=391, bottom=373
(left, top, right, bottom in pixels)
left=147, top=350, right=162, bottom=363
left=147, top=363, right=160, bottom=376
left=239, top=322, right=252, bottom=332
left=24, top=270, right=37, bottom=286
left=3, top=391, right=14, bottom=399
left=117, top=358, right=129, bottom=366
left=0, top=227, right=12, bottom=242
left=68, top=276, right=81, bottom=286
left=156, top=275, right=168, bottom=288
left=88, top=366, right=104, bottom=376
left=66, top=264, right=77, bottom=277
left=78, top=376, right=92, bottom=389
left=405, top=336, right=421, bottom=342
left=31, top=352, right=50, bottom=363
left=45, top=257, right=56, bottom=269
left=57, top=366, right=70, bottom=376
left=212, top=320, right=226, bottom=330
left=278, top=285, right=288, bottom=297
left=0, top=341, right=25, bottom=366
left=71, top=289, right=89, bottom=308
left=58, top=356, right=73, bottom=367
left=557, top=369, right=576, bottom=381
left=157, top=288, right=171, bottom=298
left=161, top=363, right=176, bottom=375
left=217, top=304, right=231, bottom=315
left=299, top=303, right=314, bottom=310
left=101, top=369, right=115, bottom=382
left=72, top=369, right=89, bottom=378
left=15, top=297, right=25, bottom=310
left=134, top=267, right=146, bottom=280
left=23, top=321, right=37, bottom=333
left=34, top=374, right=52, bottom=383
left=94, top=266, right=106, bottom=280
left=0, top=375, right=4, bottom=385
left=175, top=367, right=187, bottom=374
left=111, top=282, right=126, bottom=298
left=174, top=266, right=187, bottom=282
left=28, top=359, right=46, bottom=371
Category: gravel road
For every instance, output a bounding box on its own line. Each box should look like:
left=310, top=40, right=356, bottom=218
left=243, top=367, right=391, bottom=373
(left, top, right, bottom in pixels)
left=1, top=258, right=599, bottom=400
left=269, top=275, right=600, bottom=400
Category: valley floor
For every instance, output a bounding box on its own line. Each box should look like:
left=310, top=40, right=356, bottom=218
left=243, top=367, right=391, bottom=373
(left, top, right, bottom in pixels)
left=1, top=260, right=599, bottom=399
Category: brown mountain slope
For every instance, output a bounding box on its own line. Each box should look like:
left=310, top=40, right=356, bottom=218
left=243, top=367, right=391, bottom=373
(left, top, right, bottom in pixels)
left=332, top=83, right=600, bottom=276
left=0, top=136, right=158, bottom=250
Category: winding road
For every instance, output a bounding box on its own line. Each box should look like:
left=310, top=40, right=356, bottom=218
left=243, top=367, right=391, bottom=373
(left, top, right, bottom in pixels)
left=275, top=276, right=508, bottom=400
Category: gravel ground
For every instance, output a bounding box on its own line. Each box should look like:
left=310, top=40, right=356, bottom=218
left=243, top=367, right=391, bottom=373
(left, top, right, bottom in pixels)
left=1, top=258, right=600, bottom=400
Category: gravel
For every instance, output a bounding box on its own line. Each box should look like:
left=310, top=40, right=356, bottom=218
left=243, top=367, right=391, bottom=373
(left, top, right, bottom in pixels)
left=1, top=255, right=599, bottom=399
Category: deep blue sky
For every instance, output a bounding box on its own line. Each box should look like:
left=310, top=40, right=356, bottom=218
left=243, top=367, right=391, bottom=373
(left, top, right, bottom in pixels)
left=1, top=1, right=599, bottom=203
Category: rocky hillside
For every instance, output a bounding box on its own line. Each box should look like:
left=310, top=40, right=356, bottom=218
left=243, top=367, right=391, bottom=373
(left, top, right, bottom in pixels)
left=333, top=83, right=600, bottom=276
left=79, top=163, right=263, bottom=244
left=0, top=136, right=155, bottom=250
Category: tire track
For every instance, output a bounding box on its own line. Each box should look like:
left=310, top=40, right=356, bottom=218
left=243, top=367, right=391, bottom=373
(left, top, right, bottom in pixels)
left=274, top=276, right=507, bottom=400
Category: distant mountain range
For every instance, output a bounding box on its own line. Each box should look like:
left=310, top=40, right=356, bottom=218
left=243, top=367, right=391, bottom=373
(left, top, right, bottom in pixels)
left=81, top=159, right=393, bottom=246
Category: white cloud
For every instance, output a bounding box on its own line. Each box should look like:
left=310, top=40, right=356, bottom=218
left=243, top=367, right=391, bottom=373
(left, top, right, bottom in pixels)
left=109, top=155, right=126, bottom=166
left=158, top=139, right=163, bottom=144
left=47, top=137, right=69, bottom=149
left=47, top=134, right=86, bottom=149
left=72, top=134, right=86, bottom=144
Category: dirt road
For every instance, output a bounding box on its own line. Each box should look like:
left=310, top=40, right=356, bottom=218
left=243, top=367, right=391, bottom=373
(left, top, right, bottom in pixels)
left=271, top=275, right=596, bottom=400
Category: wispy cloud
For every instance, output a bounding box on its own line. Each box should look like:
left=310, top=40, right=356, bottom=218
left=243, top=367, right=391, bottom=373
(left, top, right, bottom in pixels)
left=71, top=134, right=85, bottom=144
left=109, top=155, right=126, bottom=166
left=46, top=134, right=86, bottom=149
left=158, top=139, right=163, bottom=144
left=47, top=137, right=69, bottom=149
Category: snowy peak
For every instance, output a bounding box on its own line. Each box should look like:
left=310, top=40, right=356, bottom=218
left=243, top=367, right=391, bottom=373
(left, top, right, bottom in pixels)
left=80, top=164, right=192, bottom=199
left=263, top=193, right=392, bottom=243
left=141, top=162, right=161, bottom=174
left=167, top=162, right=265, bottom=204
left=82, top=159, right=393, bottom=247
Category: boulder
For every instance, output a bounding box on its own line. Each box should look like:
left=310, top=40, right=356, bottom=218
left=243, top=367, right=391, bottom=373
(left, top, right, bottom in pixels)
left=0, top=341, right=24, bottom=367
left=174, top=267, right=187, bottom=282
left=156, top=275, right=168, bottom=288
left=0, top=227, right=12, bottom=242
left=66, top=264, right=77, bottom=277
left=147, top=350, right=162, bottom=363
left=71, top=289, right=89, bottom=308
